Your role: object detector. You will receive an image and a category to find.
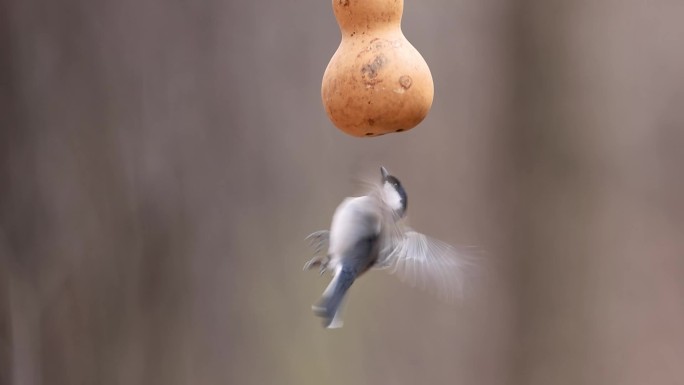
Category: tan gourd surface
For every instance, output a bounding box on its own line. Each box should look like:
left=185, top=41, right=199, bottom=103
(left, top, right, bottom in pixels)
left=322, top=0, right=434, bottom=137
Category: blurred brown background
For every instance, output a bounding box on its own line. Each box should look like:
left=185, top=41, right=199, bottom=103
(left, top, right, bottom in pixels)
left=1, top=0, right=684, bottom=384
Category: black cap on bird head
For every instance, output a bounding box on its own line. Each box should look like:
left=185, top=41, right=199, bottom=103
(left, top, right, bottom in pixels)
left=380, top=166, right=407, bottom=216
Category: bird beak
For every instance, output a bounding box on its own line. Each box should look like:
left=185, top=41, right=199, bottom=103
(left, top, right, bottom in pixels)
left=380, top=166, right=389, bottom=180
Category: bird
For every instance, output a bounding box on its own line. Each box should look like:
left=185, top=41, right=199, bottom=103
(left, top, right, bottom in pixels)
left=303, top=166, right=473, bottom=328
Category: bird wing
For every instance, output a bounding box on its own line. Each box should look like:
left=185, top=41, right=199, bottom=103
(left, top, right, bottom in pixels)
left=377, top=226, right=475, bottom=302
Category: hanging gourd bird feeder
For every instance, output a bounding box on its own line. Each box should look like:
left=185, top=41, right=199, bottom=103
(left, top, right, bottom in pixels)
left=321, top=0, right=434, bottom=137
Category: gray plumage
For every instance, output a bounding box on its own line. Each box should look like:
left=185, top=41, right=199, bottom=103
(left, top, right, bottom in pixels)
left=304, top=166, right=473, bottom=328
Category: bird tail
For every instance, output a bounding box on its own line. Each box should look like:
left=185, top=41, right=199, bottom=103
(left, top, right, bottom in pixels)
left=312, top=267, right=356, bottom=328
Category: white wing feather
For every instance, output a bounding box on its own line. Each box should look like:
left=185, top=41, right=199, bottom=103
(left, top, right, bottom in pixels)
left=379, top=227, right=475, bottom=302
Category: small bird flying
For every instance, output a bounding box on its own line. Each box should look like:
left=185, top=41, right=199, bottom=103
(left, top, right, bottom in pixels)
left=304, top=166, right=473, bottom=328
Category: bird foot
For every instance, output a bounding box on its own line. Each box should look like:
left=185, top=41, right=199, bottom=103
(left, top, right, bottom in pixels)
left=305, top=230, right=330, bottom=255
left=303, top=255, right=330, bottom=275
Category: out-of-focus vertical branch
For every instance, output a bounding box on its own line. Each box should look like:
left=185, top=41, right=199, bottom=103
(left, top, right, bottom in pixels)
left=0, top=1, right=14, bottom=380
left=506, top=2, right=607, bottom=383
left=0, top=1, right=40, bottom=383
left=0, top=242, right=11, bottom=385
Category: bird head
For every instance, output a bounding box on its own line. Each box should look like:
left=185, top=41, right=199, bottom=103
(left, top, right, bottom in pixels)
left=380, top=166, right=407, bottom=217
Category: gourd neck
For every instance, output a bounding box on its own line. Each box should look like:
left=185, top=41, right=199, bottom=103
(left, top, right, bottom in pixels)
left=332, top=0, right=404, bottom=32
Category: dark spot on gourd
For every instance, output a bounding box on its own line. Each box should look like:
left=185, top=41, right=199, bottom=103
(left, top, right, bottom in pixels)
left=368, top=118, right=375, bottom=126
left=339, top=0, right=349, bottom=6
left=399, top=75, right=412, bottom=89
left=396, top=129, right=404, bottom=132
left=365, top=132, right=373, bottom=136
left=361, top=54, right=387, bottom=83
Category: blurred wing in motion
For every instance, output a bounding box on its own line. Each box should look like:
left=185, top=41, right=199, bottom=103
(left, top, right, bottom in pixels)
left=379, top=229, right=475, bottom=302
